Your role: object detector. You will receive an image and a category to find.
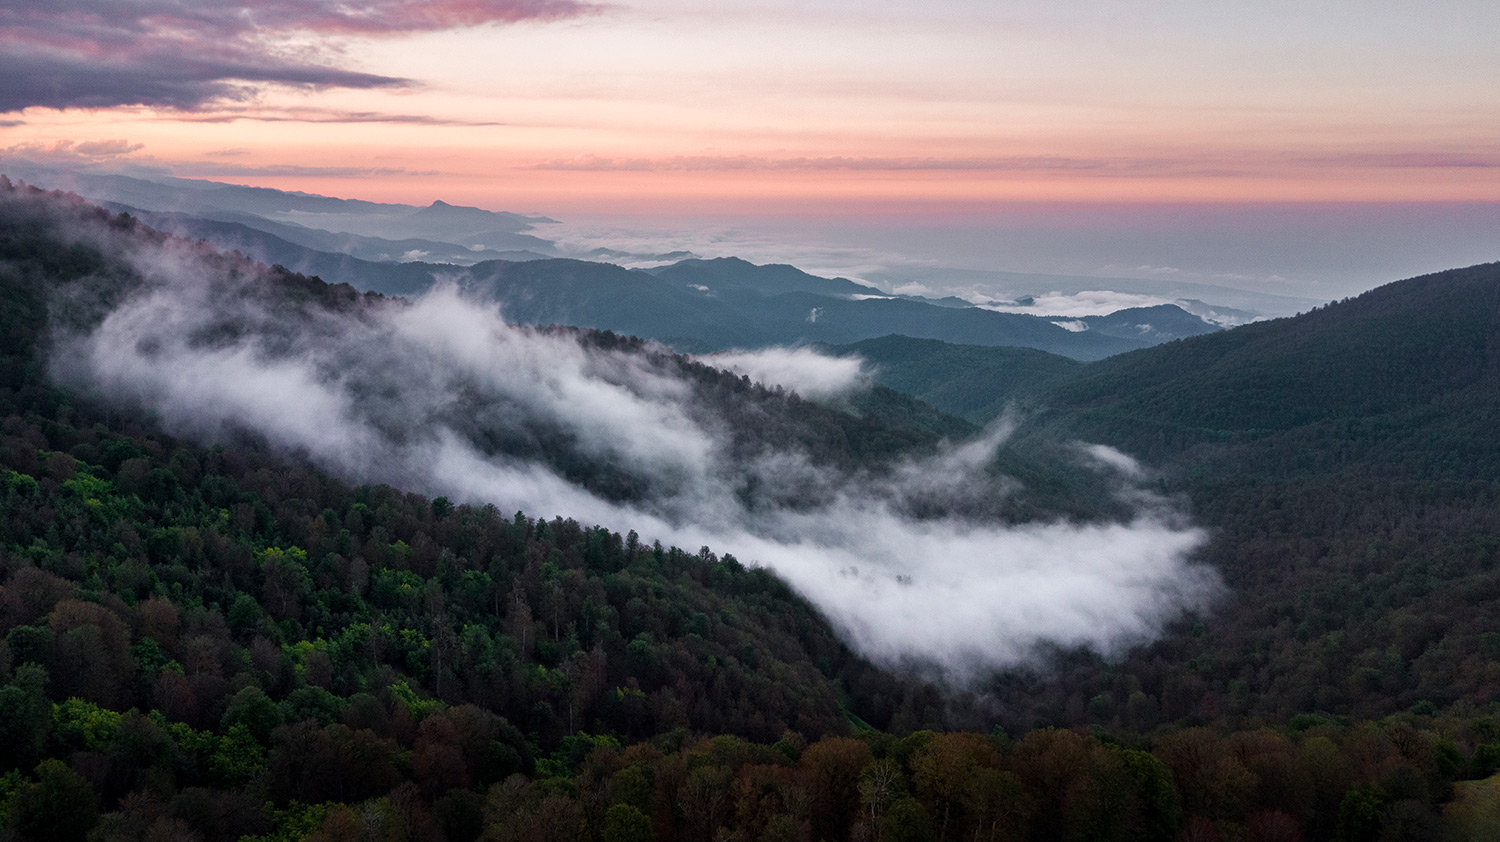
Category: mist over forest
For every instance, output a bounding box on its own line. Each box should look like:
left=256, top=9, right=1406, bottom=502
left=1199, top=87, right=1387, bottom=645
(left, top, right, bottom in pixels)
left=18, top=180, right=1214, bottom=679
left=3, top=177, right=1500, bottom=841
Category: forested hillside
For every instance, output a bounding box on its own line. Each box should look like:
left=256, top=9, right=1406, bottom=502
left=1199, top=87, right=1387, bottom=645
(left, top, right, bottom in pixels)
left=822, top=337, right=1081, bottom=424
left=2, top=180, right=1499, bottom=842
left=989, top=263, right=1500, bottom=741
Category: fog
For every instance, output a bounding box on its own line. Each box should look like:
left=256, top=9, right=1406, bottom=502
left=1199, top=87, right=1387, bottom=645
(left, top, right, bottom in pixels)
left=971, top=290, right=1182, bottom=318
left=53, top=238, right=1217, bottom=681
left=696, top=347, right=868, bottom=399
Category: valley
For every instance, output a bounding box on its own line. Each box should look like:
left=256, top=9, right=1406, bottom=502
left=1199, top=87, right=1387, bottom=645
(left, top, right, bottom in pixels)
left=1, top=177, right=1498, bottom=841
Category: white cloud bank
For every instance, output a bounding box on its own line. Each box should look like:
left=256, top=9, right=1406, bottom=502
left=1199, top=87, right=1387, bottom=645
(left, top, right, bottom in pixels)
left=977, top=289, right=1179, bottom=318
left=696, top=347, right=868, bottom=399
left=52, top=240, right=1216, bottom=681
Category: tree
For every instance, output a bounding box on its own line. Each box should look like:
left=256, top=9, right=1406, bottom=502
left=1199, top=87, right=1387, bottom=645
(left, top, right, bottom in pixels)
left=221, top=685, right=284, bottom=744
left=801, top=737, right=873, bottom=842
left=8, top=758, right=100, bottom=842
left=601, top=803, right=654, bottom=842
left=0, top=664, right=50, bottom=771
left=910, top=733, right=998, bottom=842
left=858, top=758, right=904, bottom=841
left=882, top=797, right=933, bottom=842
left=48, top=598, right=135, bottom=708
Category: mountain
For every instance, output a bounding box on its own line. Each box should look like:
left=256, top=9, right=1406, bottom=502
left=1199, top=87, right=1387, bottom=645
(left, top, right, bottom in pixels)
left=1044, top=264, right=1500, bottom=444
left=647, top=256, right=883, bottom=297
left=1076, top=303, right=1223, bottom=343
left=3, top=180, right=1498, bottom=842
left=823, top=335, right=1082, bottom=424
left=866, top=265, right=1325, bottom=319
left=1, top=164, right=1226, bottom=360
left=802, top=262, right=1500, bottom=738
left=464, top=260, right=1159, bottom=358
left=0, top=158, right=561, bottom=251
left=0, top=178, right=951, bottom=738
left=988, top=261, right=1500, bottom=732
left=125, top=205, right=556, bottom=264
left=402, top=199, right=552, bottom=237
left=15, top=190, right=1166, bottom=360
left=0, top=160, right=556, bottom=230
left=103, top=207, right=453, bottom=296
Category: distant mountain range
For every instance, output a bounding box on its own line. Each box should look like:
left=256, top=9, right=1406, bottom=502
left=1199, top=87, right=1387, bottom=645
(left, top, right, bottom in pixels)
left=460, top=257, right=1214, bottom=359
left=77, top=200, right=1224, bottom=358
left=1, top=160, right=1263, bottom=360
left=865, top=265, right=1324, bottom=321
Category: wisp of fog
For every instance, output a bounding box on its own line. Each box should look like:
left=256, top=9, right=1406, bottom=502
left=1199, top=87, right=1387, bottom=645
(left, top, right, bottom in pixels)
left=53, top=237, right=1215, bottom=681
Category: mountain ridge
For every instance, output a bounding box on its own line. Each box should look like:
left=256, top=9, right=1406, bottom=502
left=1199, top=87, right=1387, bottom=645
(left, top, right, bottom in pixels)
left=4, top=175, right=1500, bottom=842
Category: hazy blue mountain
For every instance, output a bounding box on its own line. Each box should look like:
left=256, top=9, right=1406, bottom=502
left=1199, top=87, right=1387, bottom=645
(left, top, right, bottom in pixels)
left=61, top=203, right=1171, bottom=358
left=1172, top=298, right=1264, bottom=327
left=647, top=256, right=882, bottom=297
left=0, top=158, right=560, bottom=250
left=463, top=261, right=1154, bottom=358
left=110, top=204, right=555, bottom=265
left=2, top=163, right=1217, bottom=359
left=809, top=304, right=1227, bottom=425
left=867, top=265, right=1324, bottom=319
left=100, top=208, right=450, bottom=296
left=893, top=294, right=978, bottom=308
left=1077, top=303, right=1223, bottom=342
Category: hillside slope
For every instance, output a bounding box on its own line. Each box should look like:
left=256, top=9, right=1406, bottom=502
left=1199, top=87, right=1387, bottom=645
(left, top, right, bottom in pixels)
left=823, top=335, right=1082, bottom=424
left=4, top=181, right=1500, bottom=842
left=1046, top=263, right=1500, bottom=443
left=0, top=179, right=945, bottom=748
left=994, top=262, right=1500, bottom=730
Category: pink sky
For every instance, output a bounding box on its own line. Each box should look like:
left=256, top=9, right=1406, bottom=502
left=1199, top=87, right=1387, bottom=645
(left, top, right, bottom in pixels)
left=3, top=0, right=1498, bottom=216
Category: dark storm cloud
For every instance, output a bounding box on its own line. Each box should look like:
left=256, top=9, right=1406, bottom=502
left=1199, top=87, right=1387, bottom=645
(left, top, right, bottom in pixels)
left=0, top=0, right=597, bottom=112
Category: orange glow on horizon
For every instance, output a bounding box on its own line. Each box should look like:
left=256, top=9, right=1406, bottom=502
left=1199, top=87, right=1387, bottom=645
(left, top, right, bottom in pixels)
left=2, top=1, right=1497, bottom=218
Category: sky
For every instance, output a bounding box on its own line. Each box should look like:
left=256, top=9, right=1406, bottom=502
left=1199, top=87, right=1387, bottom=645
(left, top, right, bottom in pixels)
left=2, top=0, right=1498, bottom=296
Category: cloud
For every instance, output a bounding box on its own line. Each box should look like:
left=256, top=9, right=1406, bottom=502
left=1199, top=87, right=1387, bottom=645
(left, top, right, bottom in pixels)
left=72, top=139, right=145, bottom=157
left=697, top=347, right=867, bottom=400
left=542, top=218, right=904, bottom=282
left=0, top=45, right=409, bottom=112
left=43, top=212, right=1216, bottom=682
left=2, top=139, right=145, bottom=166
left=1080, top=444, right=1144, bottom=480
left=2, top=142, right=440, bottom=179
left=978, top=289, right=1180, bottom=318
left=0, top=0, right=597, bottom=112
left=526, top=148, right=1500, bottom=180
left=165, top=161, right=443, bottom=178
left=163, top=106, right=510, bottom=126
left=1313, top=151, right=1500, bottom=169
left=529, top=154, right=1121, bottom=173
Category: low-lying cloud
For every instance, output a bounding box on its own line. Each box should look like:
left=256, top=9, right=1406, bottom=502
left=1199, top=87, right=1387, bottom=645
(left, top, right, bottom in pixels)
left=696, top=347, right=868, bottom=400
left=51, top=233, right=1216, bottom=681
left=975, top=289, right=1180, bottom=318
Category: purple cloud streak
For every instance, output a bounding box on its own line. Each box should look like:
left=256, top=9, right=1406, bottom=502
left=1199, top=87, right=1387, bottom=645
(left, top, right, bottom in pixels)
left=0, top=0, right=596, bottom=112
